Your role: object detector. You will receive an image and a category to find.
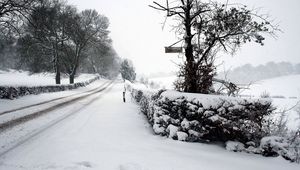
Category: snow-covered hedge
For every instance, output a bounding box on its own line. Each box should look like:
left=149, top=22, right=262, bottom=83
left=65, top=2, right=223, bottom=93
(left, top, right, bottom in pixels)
left=128, top=85, right=273, bottom=144
left=127, top=81, right=300, bottom=163
left=0, top=76, right=99, bottom=99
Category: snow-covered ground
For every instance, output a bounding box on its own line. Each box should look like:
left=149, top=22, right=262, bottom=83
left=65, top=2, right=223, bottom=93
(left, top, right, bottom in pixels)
left=149, top=74, right=300, bottom=99
left=0, top=79, right=110, bottom=126
left=0, top=69, right=98, bottom=86
left=241, top=75, right=300, bottom=130
left=0, top=79, right=108, bottom=112
left=0, top=81, right=299, bottom=170
left=241, top=74, right=300, bottom=98
left=148, top=75, right=177, bottom=89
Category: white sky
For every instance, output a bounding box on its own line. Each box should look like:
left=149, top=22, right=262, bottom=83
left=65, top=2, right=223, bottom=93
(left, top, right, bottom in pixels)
left=69, top=0, right=300, bottom=75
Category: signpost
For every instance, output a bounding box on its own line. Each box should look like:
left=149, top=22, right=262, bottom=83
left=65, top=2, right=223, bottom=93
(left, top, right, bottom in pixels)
left=165, top=46, right=183, bottom=53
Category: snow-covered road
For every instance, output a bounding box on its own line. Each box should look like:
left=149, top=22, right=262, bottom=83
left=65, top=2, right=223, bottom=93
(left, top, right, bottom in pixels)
left=0, top=82, right=299, bottom=170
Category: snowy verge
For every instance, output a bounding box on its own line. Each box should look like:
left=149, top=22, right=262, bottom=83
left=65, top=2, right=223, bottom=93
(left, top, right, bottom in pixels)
left=0, top=75, right=100, bottom=99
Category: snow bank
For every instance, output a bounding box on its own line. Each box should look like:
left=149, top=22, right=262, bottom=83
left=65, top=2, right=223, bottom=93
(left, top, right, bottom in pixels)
left=224, top=135, right=300, bottom=162
left=225, top=141, right=245, bottom=152
left=259, top=136, right=300, bottom=162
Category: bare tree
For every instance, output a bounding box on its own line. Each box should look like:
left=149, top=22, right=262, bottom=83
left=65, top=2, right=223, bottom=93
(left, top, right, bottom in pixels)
left=0, top=0, right=35, bottom=17
left=21, top=0, right=75, bottom=84
left=150, top=0, right=279, bottom=93
left=0, top=0, right=38, bottom=37
left=63, top=9, right=110, bottom=84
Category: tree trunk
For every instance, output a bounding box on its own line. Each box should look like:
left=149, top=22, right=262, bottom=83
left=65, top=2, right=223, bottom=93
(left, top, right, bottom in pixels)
left=54, top=53, right=61, bottom=84
left=69, top=65, right=78, bottom=84
left=55, top=67, right=61, bottom=84
left=91, top=59, right=98, bottom=73
left=183, top=1, right=198, bottom=93
left=54, top=41, right=61, bottom=84
left=181, top=0, right=215, bottom=94
left=69, top=74, right=74, bottom=84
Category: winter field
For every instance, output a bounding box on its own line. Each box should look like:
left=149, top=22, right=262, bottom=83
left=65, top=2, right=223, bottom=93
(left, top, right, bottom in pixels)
left=0, top=72, right=299, bottom=169
left=243, top=75, right=300, bottom=133
left=149, top=74, right=300, bottom=98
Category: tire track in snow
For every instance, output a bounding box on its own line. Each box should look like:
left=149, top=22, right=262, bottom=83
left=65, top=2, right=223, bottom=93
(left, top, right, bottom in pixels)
left=0, top=81, right=116, bottom=158
left=0, top=80, right=114, bottom=132
left=0, top=80, right=110, bottom=116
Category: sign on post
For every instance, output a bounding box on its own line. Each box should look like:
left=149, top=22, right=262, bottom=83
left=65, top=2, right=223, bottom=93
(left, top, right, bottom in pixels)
left=165, top=47, right=183, bottom=53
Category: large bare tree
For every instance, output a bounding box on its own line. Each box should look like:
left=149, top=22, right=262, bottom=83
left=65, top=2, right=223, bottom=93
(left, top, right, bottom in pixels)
left=150, top=0, right=279, bottom=94
left=63, top=9, right=110, bottom=84
left=0, top=0, right=38, bottom=37
left=21, top=0, right=75, bottom=84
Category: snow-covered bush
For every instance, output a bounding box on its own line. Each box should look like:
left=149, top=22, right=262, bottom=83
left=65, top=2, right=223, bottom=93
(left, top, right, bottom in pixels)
left=152, top=94, right=273, bottom=145
left=127, top=82, right=300, bottom=163
left=0, top=76, right=99, bottom=99
left=263, top=109, right=289, bottom=137
left=224, top=135, right=300, bottom=162
left=260, top=136, right=290, bottom=157
left=259, top=136, right=300, bottom=162
left=128, top=82, right=274, bottom=145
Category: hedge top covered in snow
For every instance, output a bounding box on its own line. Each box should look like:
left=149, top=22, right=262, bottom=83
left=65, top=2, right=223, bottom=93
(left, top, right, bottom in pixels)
left=161, top=90, right=272, bottom=109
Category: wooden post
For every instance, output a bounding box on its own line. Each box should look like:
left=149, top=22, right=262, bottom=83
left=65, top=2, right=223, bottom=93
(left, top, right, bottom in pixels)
left=123, top=91, right=126, bottom=103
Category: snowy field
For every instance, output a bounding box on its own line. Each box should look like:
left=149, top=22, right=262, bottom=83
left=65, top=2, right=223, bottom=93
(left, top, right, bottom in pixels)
left=0, top=81, right=299, bottom=170
left=0, top=69, right=98, bottom=86
left=148, top=75, right=177, bottom=89
left=241, top=75, right=300, bottom=130
left=241, top=74, right=300, bottom=98
left=149, top=74, right=300, bottom=98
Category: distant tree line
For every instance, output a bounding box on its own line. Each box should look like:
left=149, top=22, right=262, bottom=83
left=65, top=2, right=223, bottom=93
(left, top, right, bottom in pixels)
left=218, top=62, right=300, bottom=84
left=0, top=0, right=121, bottom=84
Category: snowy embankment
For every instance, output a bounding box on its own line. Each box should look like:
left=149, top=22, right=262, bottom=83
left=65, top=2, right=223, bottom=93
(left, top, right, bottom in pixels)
left=0, top=81, right=299, bottom=170
left=126, top=80, right=300, bottom=163
left=0, top=70, right=100, bottom=99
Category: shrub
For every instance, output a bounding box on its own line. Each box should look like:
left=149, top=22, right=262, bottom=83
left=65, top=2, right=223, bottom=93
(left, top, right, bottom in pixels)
left=129, top=84, right=274, bottom=145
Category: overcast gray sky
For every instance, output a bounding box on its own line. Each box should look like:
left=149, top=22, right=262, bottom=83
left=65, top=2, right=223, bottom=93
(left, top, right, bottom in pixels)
left=69, top=0, right=300, bottom=75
